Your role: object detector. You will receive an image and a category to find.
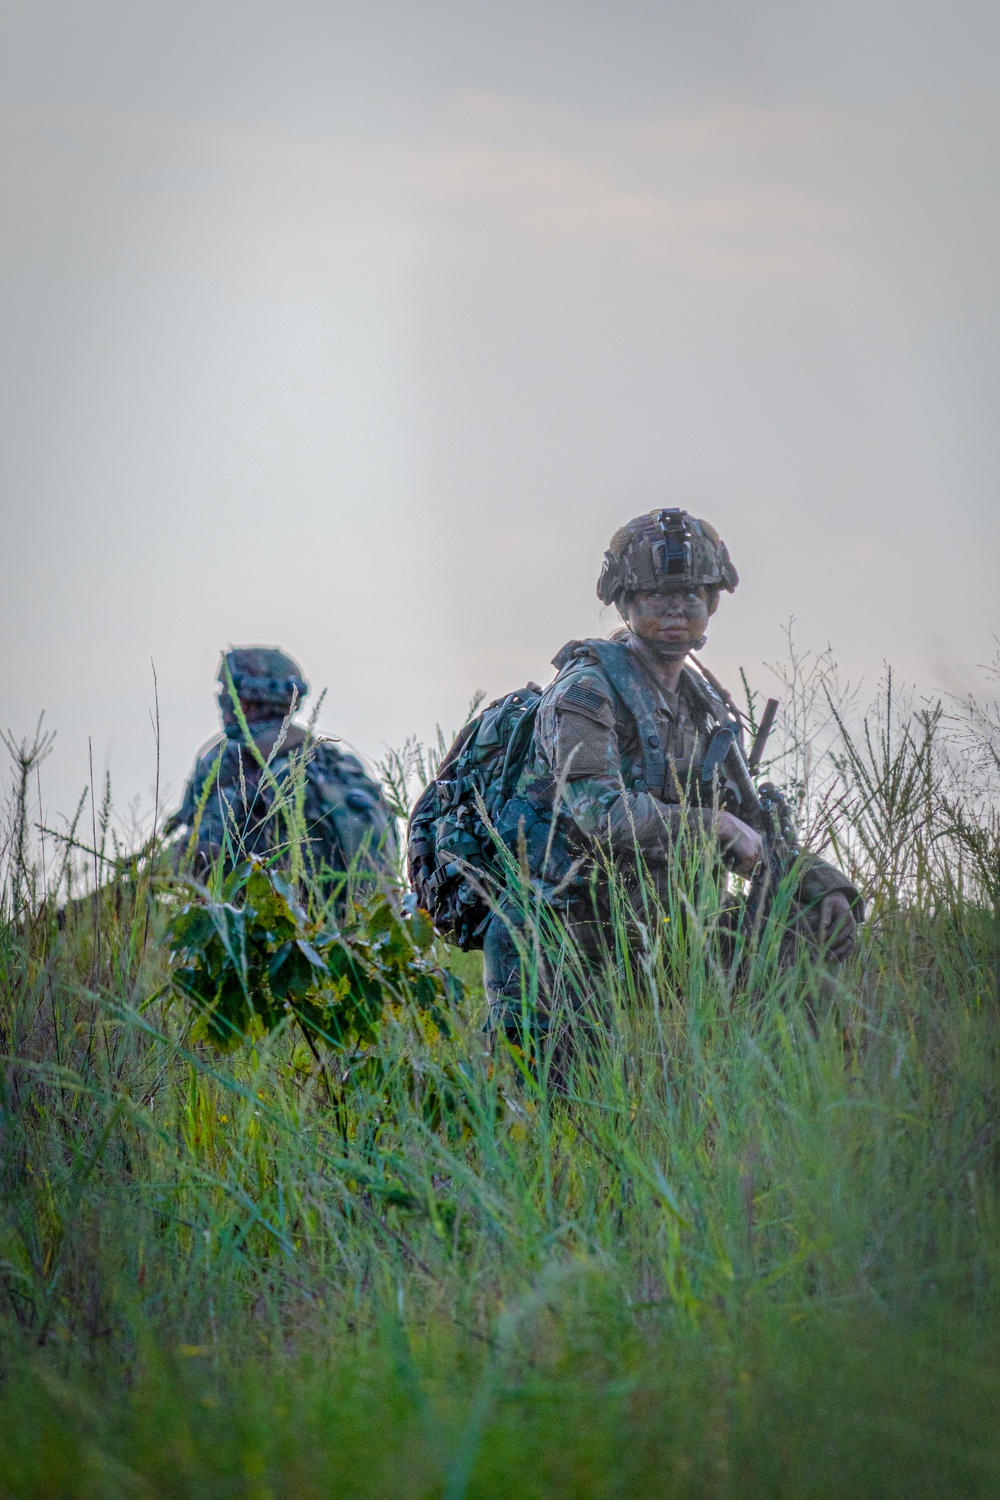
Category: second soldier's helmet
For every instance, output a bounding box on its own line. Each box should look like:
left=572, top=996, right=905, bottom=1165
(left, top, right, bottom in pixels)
left=217, top=646, right=309, bottom=715
left=596, top=508, right=739, bottom=608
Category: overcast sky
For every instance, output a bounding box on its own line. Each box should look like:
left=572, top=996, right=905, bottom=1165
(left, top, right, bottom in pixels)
left=2, top=0, right=998, bottom=831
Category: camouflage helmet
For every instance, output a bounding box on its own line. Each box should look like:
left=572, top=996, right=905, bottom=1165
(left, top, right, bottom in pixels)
left=217, top=646, right=309, bottom=714
left=596, top=508, right=738, bottom=607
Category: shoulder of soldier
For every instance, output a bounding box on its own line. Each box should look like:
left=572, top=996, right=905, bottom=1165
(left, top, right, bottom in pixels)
left=546, top=641, right=730, bottom=729
left=551, top=636, right=626, bottom=674
left=543, top=642, right=618, bottom=726
left=168, top=732, right=233, bottom=829
left=189, top=731, right=231, bottom=780
left=308, top=737, right=382, bottom=789
left=308, top=736, right=355, bottom=772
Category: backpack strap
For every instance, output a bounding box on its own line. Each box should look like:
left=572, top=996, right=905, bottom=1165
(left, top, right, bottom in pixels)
left=568, top=642, right=737, bottom=796
left=498, top=696, right=542, bottom=802
left=586, top=640, right=667, bottom=793
left=678, top=665, right=745, bottom=794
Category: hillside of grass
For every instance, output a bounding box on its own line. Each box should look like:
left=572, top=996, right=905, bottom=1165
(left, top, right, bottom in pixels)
left=2, top=661, right=999, bottom=1499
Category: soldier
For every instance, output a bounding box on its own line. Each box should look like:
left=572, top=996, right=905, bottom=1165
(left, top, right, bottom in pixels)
left=165, top=646, right=397, bottom=896
left=483, top=509, right=863, bottom=1040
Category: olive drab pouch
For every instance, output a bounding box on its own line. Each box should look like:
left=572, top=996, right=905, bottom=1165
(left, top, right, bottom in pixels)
left=407, top=685, right=543, bottom=950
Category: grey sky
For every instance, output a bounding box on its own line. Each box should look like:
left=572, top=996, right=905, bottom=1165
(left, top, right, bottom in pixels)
left=1, top=1, right=998, bottom=829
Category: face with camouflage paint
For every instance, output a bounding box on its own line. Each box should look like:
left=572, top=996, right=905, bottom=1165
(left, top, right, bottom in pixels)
left=622, top=586, right=717, bottom=655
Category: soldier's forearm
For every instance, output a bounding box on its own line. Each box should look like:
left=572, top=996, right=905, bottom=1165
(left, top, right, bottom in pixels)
left=563, top=781, right=714, bottom=862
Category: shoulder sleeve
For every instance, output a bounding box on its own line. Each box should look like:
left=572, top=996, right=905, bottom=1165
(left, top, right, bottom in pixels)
left=542, top=667, right=616, bottom=725
left=165, top=734, right=230, bottom=832
left=553, top=677, right=616, bottom=727
left=537, top=668, right=617, bottom=779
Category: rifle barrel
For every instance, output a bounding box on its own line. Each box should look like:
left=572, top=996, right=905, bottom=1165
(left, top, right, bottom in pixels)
left=748, top=698, right=780, bottom=776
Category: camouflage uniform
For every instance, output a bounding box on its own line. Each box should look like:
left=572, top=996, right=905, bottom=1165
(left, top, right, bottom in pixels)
left=484, top=517, right=862, bottom=1031
left=165, top=647, right=397, bottom=895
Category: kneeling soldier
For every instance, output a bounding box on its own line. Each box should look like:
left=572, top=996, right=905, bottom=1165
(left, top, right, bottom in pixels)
left=484, top=510, right=863, bottom=1037
left=165, top=646, right=397, bottom=897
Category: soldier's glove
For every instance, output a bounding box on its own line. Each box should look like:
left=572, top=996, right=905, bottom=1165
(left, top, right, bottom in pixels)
left=811, top=891, right=857, bottom=962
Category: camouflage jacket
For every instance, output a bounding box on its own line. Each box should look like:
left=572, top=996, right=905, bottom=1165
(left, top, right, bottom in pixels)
left=496, top=634, right=860, bottom=914
left=166, top=719, right=398, bottom=888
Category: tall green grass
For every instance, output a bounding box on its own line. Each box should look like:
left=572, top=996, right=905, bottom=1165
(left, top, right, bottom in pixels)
left=1, top=663, right=999, bottom=1499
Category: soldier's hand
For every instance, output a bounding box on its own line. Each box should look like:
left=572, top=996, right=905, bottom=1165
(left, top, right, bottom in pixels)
left=715, top=811, right=764, bottom=876
left=818, top=891, right=857, bottom=960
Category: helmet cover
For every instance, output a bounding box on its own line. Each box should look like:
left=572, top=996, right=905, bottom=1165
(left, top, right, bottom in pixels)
left=217, top=646, right=309, bottom=714
left=596, top=508, right=739, bottom=607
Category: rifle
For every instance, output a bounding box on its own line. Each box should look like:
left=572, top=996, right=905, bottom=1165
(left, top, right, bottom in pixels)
left=697, top=694, right=801, bottom=942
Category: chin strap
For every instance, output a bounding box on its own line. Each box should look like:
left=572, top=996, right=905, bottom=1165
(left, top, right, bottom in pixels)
left=642, top=634, right=708, bottom=662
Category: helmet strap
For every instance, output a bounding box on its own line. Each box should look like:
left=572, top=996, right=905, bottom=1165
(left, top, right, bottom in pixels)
left=638, top=634, right=707, bottom=662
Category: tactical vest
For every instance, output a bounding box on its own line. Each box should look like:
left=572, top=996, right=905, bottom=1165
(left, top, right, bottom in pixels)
left=497, top=638, right=736, bottom=890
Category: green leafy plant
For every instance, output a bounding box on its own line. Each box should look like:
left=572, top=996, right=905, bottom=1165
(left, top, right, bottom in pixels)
left=167, top=861, right=457, bottom=1053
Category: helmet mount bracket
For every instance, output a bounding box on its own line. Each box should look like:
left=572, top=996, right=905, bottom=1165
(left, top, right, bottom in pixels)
left=651, top=508, right=693, bottom=581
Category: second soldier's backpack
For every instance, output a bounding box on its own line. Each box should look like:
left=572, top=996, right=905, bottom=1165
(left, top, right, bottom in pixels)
left=407, top=685, right=542, bottom=950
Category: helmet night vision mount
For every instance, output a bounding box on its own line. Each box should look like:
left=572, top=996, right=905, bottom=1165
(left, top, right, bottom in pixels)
left=649, top=508, right=694, bottom=582
left=597, top=507, right=739, bottom=607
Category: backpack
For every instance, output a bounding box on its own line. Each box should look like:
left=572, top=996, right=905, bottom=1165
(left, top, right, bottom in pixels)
left=407, top=642, right=735, bottom=950
left=407, top=684, right=543, bottom=950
